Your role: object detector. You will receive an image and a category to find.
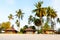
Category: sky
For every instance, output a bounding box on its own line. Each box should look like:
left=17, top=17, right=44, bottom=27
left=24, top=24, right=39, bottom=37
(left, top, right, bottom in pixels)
left=0, top=0, right=60, bottom=31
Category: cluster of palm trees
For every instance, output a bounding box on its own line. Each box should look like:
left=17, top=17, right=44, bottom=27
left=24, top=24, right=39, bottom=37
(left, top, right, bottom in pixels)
left=8, top=9, right=24, bottom=31
left=7, top=1, right=60, bottom=33
left=28, top=1, right=60, bottom=33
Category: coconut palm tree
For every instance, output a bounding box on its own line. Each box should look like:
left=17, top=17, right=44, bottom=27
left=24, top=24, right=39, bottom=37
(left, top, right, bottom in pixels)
left=34, top=18, right=41, bottom=34
left=8, top=14, right=14, bottom=27
left=16, top=9, right=24, bottom=31
left=28, top=16, right=41, bottom=34
left=47, top=7, right=57, bottom=30
left=32, top=1, right=47, bottom=33
left=28, top=15, right=33, bottom=24
left=51, top=10, right=57, bottom=30
left=16, top=9, right=24, bottom=27
left=15, top=20, right=20, bottom=27
left=8, top=14, right=13, bottom=20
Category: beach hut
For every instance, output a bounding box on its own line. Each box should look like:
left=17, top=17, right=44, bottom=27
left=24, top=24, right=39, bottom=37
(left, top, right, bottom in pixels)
left=25, top=27, right=35, bottom=34
left=4, top=26, right=17, bottom=34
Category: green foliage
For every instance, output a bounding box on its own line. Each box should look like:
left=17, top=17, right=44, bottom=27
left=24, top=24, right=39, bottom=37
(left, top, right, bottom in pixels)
left=34, top=1, right=43, bottom=8
left=0, top=27, right=4, bottom=33
left=20, top=25, right=28, bottom=33
left=0, top=21, right=11, bottom=33
left=8, top=14, right=13, bottom=20
left=28, top=15, right=33, bottom=24
left=57, top=18, right=60, bottom=23
left=23, top=25, right=28, bottom=29
left=20, top=28, right=24, bottom=33
left=30, top=26, right=36, bottom=30
left=37, top=29, right=42, bottom=34
left=1, top=21, right=11, bottom=29
left=16, top=9, right=24, bottom=20
left=43, top=22, right=50, bottom=30
left=47, top=7, right=57, bottom=19
left=32, top=1, right=47, bottom=34
left=34, top=18, right=41, bottom=26
left=47, top=6, right=57, bottom=30
left=15, top=9, right=24, bottom=27
left=15, top=20, right=20, bottom=27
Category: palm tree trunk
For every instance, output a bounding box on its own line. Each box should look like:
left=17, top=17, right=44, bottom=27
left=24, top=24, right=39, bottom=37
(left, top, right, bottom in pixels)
left=51, top=18, right=53, bottom=30
left=53, top=19, right=55, bottom=30
left=47, top=16, right=49, bottom=23
left=18, top=18, right=20, bottom=32
left=40, top=17, right=43, bottom=33
left=37, top=26, right=40, bottom=34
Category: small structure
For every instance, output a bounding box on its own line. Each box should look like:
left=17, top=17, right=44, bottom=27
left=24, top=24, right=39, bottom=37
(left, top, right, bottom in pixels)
left=43, top=29, right=56, bottom=34
left=4, top=26, right=17, bottom=34
left=25, top=27, right=35, bottom=34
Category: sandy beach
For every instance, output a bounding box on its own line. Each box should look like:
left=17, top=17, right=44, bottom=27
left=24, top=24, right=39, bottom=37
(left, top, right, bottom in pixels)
left=0, top=34, right=60, bottom=40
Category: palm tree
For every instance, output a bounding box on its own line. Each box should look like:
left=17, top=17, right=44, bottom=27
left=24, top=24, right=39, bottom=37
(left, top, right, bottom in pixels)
left=16, top=9, right=24, bottom=31
left=28, top=16, right=41, bottom=34
left=50, top=9, right=57, bottom=30
left=34, top=18, right=41, bottom=34
left=47, top=7, right=57, bottom=30
left=28, top=15, right=33, bottom=24
left=8, top=14, right=14, bottom=27
left=15, top=20, right=20, bottom=27
left=16, top=9, right=24, bottom=27
left=57, top=18, right=60, bottom=23
left=8, top=14, right=13, bottom=20
left=32, top=1, right=47, bottom=33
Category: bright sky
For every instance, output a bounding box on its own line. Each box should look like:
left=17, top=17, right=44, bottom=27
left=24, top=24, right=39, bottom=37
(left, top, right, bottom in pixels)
left=0, top=0, right=60, bottom=30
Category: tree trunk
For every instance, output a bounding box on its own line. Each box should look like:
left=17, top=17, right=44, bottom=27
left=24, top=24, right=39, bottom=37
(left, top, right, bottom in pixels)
left=47, top=16, right=49, bottom=23
left=37, top=26, right=40, bottom=34
left=18, top=18, right=20, bottom=32
left=51, top=18, right=54, bottom=30
left=40, top=17, right=43, bottom=33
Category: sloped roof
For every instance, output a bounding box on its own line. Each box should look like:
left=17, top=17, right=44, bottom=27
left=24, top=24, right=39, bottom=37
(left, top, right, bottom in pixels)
left=4, top=27, right=16, bottom=31
left=25, top=27, right=34, bottom=31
